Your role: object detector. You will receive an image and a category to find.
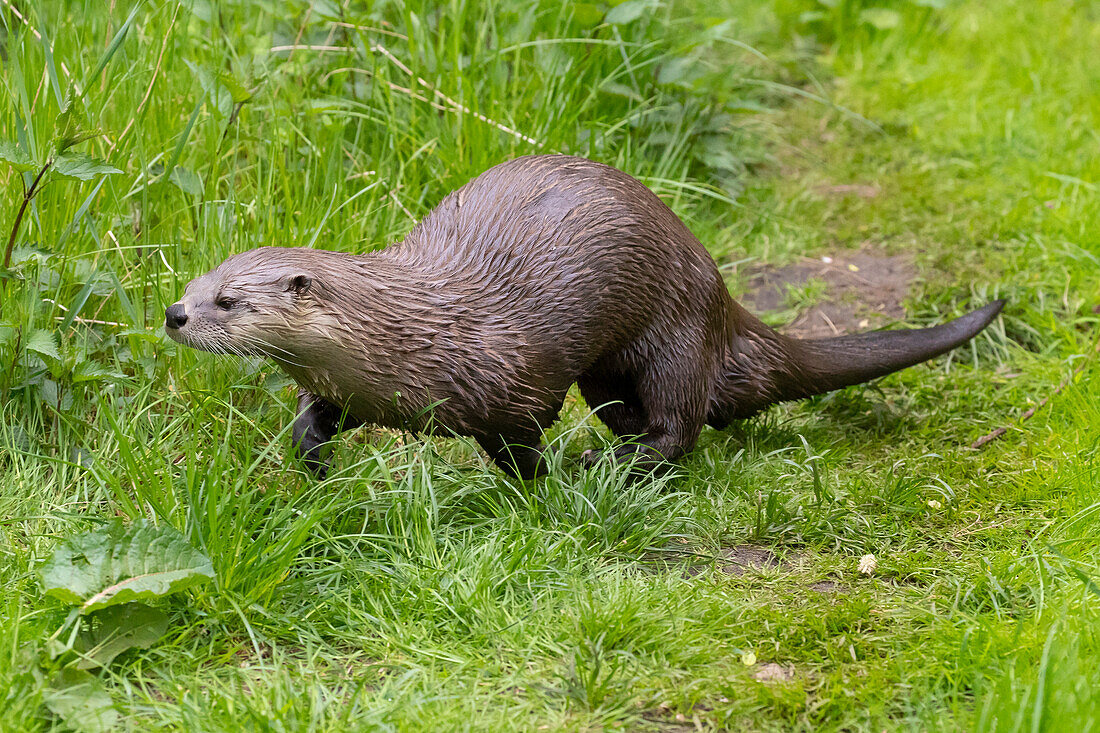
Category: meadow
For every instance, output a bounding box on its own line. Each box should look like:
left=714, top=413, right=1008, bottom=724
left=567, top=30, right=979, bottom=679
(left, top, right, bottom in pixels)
left=1, top=0, right=1098, bottom=729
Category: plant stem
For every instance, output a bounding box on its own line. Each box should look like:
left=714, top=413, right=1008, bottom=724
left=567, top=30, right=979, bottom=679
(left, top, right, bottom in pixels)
left=0, top=161, right=52, bottom=318
left=3, top=161, right=52, bottom=273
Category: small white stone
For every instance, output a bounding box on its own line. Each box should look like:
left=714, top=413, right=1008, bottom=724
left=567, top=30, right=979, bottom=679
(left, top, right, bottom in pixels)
left=928, top=499, right=943, bottom=510
left=858, top=554, right=877, bottom=575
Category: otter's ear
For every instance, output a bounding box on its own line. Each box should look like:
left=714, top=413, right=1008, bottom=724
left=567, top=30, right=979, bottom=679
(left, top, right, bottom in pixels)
left=287, top=274, right=312, bottom=293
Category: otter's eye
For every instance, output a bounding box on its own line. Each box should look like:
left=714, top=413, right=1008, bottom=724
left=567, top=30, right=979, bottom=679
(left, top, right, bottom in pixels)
left=215, top=296, right=238, bottom=310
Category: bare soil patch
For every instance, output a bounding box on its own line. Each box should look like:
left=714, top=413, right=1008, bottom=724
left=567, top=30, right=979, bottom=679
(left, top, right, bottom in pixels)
left=808, top=579, right=844, bottom=594
left=741, top=247, right=917, bottom=339
left=718, top=545, right=781, bottom=575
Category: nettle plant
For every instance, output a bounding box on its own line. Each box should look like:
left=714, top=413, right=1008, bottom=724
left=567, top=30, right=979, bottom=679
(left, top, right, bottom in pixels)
left=0, top=95, right=127, bottom=405
left=0, top=97, right=121, bottom=280
left=0, top=12, right=134, bottom=407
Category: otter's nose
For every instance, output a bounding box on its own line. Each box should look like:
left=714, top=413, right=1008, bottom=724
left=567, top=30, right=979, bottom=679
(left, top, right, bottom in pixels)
left=165, top=303, right=188, bottom=330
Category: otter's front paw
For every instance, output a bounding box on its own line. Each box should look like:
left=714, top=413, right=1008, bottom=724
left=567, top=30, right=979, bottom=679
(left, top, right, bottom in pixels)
left=291, top=433, right=331, bottom=478
left=581, top=445, right=673, bottom=478
left=291, top=413, right=335, bottom=478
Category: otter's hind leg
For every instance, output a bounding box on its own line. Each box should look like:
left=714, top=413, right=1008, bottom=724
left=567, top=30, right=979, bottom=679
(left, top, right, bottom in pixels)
left=579, top=351, right=709, bottom=473
left=292, top=389, right=362, bottom=477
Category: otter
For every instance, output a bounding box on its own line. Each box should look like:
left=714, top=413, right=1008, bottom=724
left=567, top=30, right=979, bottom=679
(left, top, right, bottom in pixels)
left=165, top=155, right=1004, bottom=479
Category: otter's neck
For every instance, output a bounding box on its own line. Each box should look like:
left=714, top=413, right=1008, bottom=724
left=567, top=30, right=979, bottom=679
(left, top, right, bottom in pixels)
left=276, top=254, right=477, bottom=430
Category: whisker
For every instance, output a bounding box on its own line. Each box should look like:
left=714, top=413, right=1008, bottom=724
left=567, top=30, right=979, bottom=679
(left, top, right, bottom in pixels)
left=236, top=334, right=310, bottom=368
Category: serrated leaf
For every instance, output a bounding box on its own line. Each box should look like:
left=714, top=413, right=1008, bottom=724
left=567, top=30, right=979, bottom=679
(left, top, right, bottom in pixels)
left=605, top=0, right=649, bottom=25
left=75, top=603, right=169, bottom=669
left=169, top=167, right=203, bottom=197
left=56, top=128, right=103, bottom=155
left=0, top=139, right=37, bottom=171
left=27, top=329, right=61, bottom=360
left=43, top=669, right=119, bottom=733
left=216, top=71, right=252, bottom=104
left=73, top=360, right=127, bottom=384
left=54, top=95, right=101, bottom=153
left=39, top=519, right=215, bottom=613
left=52, top=153, right=122, bottom=181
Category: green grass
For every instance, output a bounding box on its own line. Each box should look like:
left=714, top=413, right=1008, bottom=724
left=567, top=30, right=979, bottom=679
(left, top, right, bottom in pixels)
left=2, top=0, right=1099, bottom=729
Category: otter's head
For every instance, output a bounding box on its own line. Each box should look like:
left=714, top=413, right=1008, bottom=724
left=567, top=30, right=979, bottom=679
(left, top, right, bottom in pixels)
left=165, top=247, right=331, bottom=361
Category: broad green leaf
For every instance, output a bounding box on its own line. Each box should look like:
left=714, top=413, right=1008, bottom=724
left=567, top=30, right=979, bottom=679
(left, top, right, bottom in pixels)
left=860, top=8, right=902, bottom=29
left=43, top=669, right=119, bottom=733
left=52, top=153, right=122, bottom=181
left=605, top=0, right=649, bottom=25
left=27, top=329, right=61, bottom=361
left=571, top=3, right=603, bottom=27
left=39, top=519, right=215, bottom=613
left=0, top=139, right=36, bottom=171
left=75, top=603, right=169, bottom=669
left=8, top=422, right=33, bottom=453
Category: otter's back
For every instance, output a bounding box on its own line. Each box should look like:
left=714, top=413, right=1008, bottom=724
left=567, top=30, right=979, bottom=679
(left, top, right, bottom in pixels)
left=392, top=155, right=731, bottom=357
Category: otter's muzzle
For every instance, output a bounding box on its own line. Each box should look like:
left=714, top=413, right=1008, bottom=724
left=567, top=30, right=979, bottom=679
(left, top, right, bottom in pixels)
left=165, top=303, right=188, bottom=330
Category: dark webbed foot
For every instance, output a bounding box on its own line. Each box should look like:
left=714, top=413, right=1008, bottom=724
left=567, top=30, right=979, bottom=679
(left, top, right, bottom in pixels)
left=581, top=442, right=677, bottom=479
left=291, top=390, right=361, bottom=478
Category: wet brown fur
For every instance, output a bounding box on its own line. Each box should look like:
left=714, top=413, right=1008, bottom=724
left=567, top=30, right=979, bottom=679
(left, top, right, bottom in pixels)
left=166, top=155, right=1004, bottom=478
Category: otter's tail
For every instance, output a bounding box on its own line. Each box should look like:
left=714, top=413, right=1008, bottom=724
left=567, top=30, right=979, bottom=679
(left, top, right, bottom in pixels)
left=781, top=299, right=1005, bottom=400
left=709, top=299, right=1005, bottom=426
